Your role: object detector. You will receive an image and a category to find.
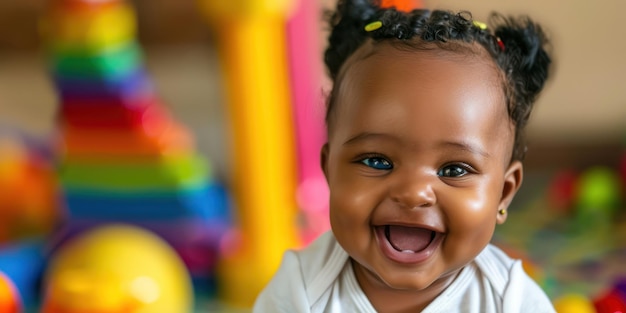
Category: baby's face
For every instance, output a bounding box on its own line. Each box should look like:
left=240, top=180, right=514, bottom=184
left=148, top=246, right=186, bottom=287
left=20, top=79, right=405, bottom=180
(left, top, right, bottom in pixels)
left=322, top=44, right=521, bottom=297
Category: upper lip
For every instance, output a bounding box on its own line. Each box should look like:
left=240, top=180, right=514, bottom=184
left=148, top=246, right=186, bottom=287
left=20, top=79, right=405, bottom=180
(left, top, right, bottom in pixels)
left=373, top=221, right=445, bottom=234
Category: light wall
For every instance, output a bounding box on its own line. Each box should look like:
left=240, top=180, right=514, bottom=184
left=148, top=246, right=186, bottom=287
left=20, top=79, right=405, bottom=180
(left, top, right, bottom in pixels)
left=1, top=0, right=625, bottom=148
left=424, top=0, right=626, bottom=144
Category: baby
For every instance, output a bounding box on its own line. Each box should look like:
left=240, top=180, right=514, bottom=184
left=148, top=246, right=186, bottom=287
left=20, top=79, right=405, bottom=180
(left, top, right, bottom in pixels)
left=254, top=0, right=554, bottom=312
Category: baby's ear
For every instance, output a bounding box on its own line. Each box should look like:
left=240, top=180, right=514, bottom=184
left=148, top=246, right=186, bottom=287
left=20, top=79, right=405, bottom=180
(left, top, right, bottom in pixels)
left=320, top=143, right=330, bottom=181
left=497, top=160, right=524, bottom=224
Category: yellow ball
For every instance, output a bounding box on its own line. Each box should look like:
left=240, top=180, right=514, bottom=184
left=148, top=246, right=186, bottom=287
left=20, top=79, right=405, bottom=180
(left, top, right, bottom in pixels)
left=42, top=224, right=193, bottom=313
left=553, top=293, right=595, bottom=313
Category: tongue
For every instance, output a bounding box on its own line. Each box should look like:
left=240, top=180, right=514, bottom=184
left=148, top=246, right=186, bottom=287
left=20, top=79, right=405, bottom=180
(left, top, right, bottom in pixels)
left=385, top=225, right=434, bottom=252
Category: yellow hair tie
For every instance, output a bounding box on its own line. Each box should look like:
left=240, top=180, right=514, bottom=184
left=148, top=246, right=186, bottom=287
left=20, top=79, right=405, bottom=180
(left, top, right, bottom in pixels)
left=364, top=21, right=383, bottom=32
left=473, top=20, right=488, bottom=30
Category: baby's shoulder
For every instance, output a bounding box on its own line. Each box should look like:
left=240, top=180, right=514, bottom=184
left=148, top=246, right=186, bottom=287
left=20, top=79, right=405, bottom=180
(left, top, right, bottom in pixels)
left=473, top=244, right=518, bottom=290
left=253, top=231, right=349, bottom=311
left=295, top=231, right=350, bottom=291
left=472, top=244, right=556, bottom=312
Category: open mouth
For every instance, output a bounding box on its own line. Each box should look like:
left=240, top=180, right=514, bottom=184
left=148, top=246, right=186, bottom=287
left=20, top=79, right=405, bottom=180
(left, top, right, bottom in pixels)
left=384, top=225, right=436, bottom=253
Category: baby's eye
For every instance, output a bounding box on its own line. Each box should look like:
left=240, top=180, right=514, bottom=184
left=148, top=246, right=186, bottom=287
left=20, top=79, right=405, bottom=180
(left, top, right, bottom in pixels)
left=360, top=157, right=393, bottom=170
left=438, top=164, right=469, bottom=177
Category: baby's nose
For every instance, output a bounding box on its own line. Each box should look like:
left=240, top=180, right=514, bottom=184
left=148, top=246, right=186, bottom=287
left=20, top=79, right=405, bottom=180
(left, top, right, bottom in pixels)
left=389, top=171, right=437, bottom=209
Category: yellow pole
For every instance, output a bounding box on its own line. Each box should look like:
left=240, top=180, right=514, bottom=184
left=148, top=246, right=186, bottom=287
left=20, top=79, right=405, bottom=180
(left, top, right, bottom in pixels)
left=199, top=0, right=300, bottom=307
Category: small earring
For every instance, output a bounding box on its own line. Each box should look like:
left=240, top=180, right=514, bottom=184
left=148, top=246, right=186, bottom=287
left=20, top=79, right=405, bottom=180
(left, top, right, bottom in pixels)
left=498, top=208, right=507, bottom=215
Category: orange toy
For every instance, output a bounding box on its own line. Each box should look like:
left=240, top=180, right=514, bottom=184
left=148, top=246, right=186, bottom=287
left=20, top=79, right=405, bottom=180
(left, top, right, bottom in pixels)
left=0, top=272, right=22, bottom=313
left=380, top=0, right=422, bottom=11
left=0, top=136, right=60, bottom=243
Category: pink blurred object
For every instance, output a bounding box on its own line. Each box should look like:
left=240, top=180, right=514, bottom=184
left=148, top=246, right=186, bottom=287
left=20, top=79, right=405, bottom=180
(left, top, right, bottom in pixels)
left=286, top=0, right=330, bottom=243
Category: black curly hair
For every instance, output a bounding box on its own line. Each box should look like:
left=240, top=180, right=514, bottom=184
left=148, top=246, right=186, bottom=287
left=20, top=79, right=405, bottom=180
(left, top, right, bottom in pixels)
left=324, top=0, right=552, bottom=161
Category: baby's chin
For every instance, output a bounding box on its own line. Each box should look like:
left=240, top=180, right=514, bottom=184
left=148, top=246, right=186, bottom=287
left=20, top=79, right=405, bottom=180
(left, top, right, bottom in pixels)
left=353, top=258, right=458, bottom=293
left=382, top=272, right=450, bottom=292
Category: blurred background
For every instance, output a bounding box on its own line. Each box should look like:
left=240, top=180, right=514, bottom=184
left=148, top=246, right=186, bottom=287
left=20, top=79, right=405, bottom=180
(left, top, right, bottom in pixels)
left=0, top=0, right=624, bottom=312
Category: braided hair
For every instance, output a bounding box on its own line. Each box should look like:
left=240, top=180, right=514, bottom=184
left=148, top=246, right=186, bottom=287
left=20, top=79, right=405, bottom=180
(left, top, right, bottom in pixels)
left=324, top=0, right=552, bottom=161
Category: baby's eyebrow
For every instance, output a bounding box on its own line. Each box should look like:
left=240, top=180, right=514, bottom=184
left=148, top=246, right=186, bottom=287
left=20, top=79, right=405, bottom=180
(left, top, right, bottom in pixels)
left=343, top=134, right=490, bottom=158
left=342, top=132, right=395, bottom=146
left=438, top=141, right=491, bottom=158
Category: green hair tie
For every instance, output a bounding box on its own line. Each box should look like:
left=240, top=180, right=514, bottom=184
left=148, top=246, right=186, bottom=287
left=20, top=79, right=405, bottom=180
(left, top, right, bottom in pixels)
left=472, top=20, right=488, bottom=30
left=364, top=21, right=383, bottom=32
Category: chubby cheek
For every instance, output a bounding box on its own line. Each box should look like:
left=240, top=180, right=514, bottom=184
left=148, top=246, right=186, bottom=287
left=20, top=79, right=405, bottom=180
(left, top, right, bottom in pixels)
left=327, top=168, right=380, bottom=245
left=443, top=183, right=500, bottom=258
left=329, top=190, right=380, bottom=265
left=328, top=180, right=372, bottom=230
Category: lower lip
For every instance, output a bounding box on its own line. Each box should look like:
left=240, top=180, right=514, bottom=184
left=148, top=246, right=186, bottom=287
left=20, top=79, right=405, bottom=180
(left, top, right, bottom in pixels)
left=375, top=226, right=443, bottom=264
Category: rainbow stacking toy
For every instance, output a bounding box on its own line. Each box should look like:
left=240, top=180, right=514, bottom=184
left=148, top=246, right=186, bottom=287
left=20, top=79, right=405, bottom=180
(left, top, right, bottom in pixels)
left=41, top=0, right=229, bottom=289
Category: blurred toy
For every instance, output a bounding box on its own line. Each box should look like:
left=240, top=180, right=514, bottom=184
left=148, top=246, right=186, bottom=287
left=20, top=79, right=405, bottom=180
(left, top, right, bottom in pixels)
left=41, top=0, right=230, bottom=289
left=51, top=180, right=231, bottom=294
left=547, top=169, right=578, bottom=214
left=553, top=293, right=596, bottom=313
left=380, top=0, right=422, bottom=11
left=199, top=0, right=300, bottom=306
left=41, top=224, right=193, bottom=313
left=0, top=240, right=46, bottom=307
left=616, top=277, right=626, bottom=297
left=592, top=277, right=626, bottom=313
left=593, top=289, right=626, bottom=313
left=0, top=271, right=22, bottom=313
left=574, top=166, right=622, bottom=224
left=0, top=130, right=56, bottom=309
left=0, top=132, right=61, bottom=244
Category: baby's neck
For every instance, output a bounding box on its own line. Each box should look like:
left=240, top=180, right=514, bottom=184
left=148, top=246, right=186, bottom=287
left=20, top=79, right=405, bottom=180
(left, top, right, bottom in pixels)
left=351, top=259, right=461, bottom=313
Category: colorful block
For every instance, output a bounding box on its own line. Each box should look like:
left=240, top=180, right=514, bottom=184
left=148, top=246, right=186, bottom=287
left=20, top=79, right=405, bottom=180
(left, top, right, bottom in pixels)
left=42, top=1, right=136, bottom=54
left=51, top=42, right=142, bottom=80
left=56, top=68, right=151, bottom=100
left=60, top=154, right=208, bottom=191
left=64, top=184, right=219, bottom=222
left=60, top=121, right=194, bottom=157
left=60, top=96, right=168, bottom=130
